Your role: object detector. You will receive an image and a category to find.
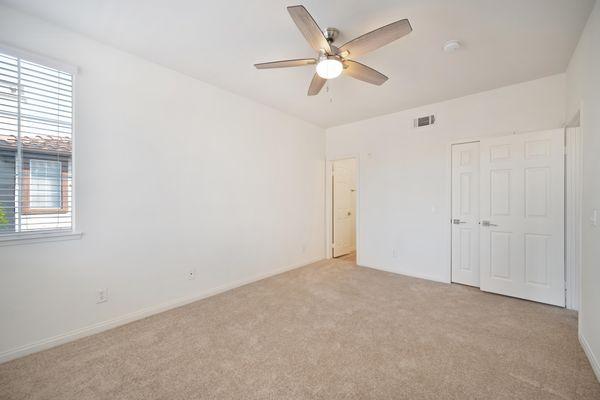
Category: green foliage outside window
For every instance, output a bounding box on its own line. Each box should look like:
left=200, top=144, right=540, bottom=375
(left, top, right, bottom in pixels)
left=0, top=206, right=8, bottom=226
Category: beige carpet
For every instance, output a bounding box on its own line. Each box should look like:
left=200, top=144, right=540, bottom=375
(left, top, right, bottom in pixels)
left=1, top=258, right=599, bottom=400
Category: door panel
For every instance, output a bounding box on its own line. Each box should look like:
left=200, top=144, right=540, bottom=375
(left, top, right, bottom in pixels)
left=490, top=169, right=511, bottom=215
left=524, top=233, right=550, bottom=285
left=333, top=158, right=356, bottom=257
left=525, top=167, right=550, bottom=216
left=490, top=231, right=511, bottom=279
left=479, top=129, right=565, bottom=306
left=451, top=142, right=480, bottom=286
left=459, top=229, right=472, bottom=271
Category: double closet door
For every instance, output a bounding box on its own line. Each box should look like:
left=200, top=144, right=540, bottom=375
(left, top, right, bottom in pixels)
left=451, top=129, right=565, bottom=307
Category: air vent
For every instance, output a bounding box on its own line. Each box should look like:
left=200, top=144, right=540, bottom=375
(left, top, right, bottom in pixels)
left=414, top=115, right=435, bottom=128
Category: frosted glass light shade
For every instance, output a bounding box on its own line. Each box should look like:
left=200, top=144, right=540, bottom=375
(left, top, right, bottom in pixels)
left=316, top=58, right=343, bottom=79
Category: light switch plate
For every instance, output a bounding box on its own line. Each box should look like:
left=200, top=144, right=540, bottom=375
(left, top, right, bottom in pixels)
left=97, top=289, right=108, bottom=304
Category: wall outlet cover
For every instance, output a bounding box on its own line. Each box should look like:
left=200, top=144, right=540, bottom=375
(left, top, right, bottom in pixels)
left=188, top=268, right=196, bottom=280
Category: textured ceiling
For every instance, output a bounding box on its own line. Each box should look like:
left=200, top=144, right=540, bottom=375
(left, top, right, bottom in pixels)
left=1, top=0, right=595, bottom=127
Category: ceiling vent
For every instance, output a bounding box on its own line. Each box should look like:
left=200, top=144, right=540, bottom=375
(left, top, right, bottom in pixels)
left=414, top=115, right=435, bottom=128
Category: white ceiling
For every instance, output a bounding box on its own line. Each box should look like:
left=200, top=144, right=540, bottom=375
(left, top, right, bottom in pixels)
left=1, top=0, right=595, bottom=128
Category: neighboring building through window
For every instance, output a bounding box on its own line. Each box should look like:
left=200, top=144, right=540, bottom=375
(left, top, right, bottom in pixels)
left=29, top=160, right=62, bottom=209
left=0, top=48, right=73, bottom=235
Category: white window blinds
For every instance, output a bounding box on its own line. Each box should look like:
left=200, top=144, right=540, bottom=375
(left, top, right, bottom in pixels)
left=0, top=49, right=73, bottom=235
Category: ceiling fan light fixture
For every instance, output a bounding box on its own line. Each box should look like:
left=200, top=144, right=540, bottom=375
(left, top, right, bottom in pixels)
left=255, top=5, right=413, bottom=95
left=316, top=56, right=343, bottom=79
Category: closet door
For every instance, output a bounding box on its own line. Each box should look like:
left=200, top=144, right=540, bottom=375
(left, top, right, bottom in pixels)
left=451, top=142, right=480, bottom=287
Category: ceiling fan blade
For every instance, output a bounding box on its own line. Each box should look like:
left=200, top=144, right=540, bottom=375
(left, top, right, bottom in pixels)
left=287, top=5, right=332, bottom=54
left=343, top=60, right=388, bottom=85
left=254, top=58, right=317, bottom=69
left=307, top=73, right=326, bottom=96
left=340, top=19, right=412, bottom=58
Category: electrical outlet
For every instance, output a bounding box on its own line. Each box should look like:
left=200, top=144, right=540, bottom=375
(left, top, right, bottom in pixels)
left=97, top=289, right=108, bottom=304
left=302, top=244, right=307, bottom=253
left=187, top=268, right=196, bottom=280
left=392, top=249, right=399, bottom=259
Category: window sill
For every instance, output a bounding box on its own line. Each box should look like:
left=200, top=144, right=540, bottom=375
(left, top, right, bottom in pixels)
left=0, top=231, right=83, bottom=247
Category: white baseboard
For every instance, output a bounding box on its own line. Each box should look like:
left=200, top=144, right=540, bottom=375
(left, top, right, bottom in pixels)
left=360, top=264, right=449, bottom=284
left=579, top=331, right=600, bottom=383
left=0, top=257, right=323, bottom=364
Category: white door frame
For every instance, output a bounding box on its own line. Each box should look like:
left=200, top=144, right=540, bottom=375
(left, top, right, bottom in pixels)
left=326, top=155, right=360, bottom=263
left=446, top=129, right=581, bottom=309
left=566, top=112, right=583, bottom=311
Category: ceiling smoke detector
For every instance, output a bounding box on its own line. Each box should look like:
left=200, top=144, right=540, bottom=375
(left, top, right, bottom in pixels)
left=443, top=40, right=461, bottom=52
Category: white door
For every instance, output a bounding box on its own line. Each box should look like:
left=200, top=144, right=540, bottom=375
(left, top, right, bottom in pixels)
left=479, top=129, right=565, bottom=306
left=333, top=158, right=356, bottom=257
left=451, top=142, right=480, bottom=286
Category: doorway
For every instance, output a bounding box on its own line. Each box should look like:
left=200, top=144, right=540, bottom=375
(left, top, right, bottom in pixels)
left=332, top=158, right=357, bottom=259
left=450, top=129, right=568, bottom=307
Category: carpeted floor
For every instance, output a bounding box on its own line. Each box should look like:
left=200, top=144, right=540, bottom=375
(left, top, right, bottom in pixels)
left=1, top=258, right=599, bottom=400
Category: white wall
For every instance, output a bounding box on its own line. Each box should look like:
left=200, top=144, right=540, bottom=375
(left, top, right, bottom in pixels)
left=566, top=0, right=600, bottom=380
left=0, top=6, right=325, bottom=361
left=326, top=74, right=566, bottom=283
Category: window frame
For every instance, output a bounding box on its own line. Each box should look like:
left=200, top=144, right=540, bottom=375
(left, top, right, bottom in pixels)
left=22, top=157, right=70, bottom=215
left=0, top=43, right=80, bottom=244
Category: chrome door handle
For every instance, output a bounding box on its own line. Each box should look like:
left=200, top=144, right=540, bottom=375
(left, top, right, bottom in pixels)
left=452, top=219, right=467, bottom=224
left=480, top=220, right=498, bottom=227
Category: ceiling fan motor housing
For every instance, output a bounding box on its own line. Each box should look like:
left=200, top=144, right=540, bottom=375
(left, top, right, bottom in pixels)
left=324, top=27, right=340, bottom=44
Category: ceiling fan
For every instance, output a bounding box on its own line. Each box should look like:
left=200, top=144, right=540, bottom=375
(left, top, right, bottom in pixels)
left=254, top=5, right=412, bottom=96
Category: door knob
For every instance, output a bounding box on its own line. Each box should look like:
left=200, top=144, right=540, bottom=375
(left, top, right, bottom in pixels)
left=452, top=219, right=466, bottom=224
left=347, top=211, right=352, bottom=216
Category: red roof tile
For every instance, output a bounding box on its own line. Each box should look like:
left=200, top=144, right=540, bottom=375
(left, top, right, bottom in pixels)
left=0, top=134, right=72, bottom=155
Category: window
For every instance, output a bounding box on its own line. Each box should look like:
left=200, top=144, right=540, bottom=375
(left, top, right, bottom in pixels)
left=0, top=48, right=73, bottom=235
left=27, top=159, right=68, bottom=211
left=29, top=160, right=61, bottom=209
